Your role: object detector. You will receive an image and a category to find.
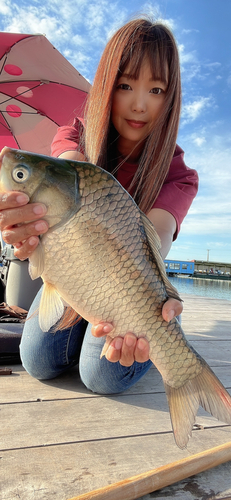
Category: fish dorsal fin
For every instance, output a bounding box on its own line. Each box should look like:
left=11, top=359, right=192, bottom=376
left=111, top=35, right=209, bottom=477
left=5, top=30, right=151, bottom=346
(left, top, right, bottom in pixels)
left=39, top=282, right=64, bottom=331
left=140, top=211, right=181, bottom=302
left=28, top=240, right=45, bottom=280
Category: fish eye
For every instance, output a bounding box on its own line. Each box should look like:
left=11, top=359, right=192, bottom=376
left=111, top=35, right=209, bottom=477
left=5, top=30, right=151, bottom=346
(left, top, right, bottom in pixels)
left=12, top=165, right=30, bottom=183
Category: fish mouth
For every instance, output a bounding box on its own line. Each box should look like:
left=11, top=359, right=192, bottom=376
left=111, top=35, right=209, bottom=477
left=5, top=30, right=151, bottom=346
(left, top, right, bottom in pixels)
left=126, top=119, right=147, bottom=129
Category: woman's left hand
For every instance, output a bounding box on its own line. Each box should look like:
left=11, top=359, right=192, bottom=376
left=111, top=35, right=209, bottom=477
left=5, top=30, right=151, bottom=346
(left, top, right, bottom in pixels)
left=92, top=326, right=149, bottom=366
left=91, top=297, right=183, bottom=366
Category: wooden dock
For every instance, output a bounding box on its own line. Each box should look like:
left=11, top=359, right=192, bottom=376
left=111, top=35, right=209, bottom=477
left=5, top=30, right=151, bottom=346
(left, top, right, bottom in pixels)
left=1, top=294, right=231, bottom=500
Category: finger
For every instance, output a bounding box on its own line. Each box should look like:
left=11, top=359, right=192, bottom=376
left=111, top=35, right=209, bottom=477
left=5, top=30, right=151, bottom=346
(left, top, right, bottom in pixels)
left=162, top=297, right=183, bottom=322
left=0, top=191, right=29, bottom=209
left=134, top=337, right=150, bottom=363
left=119, top=332, right=136, bottom=366
left=2, top=220, right=48, bottom=246
left=0, top=202, right=47, bottom=231
left=13, top=237, right=40, bottom=261
left=105, top=338, right=123, bottom=363
left=91, top=322, right=114, bottom=338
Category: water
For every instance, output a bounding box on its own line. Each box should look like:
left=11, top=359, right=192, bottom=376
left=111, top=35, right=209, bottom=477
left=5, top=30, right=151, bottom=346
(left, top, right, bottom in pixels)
left=168, top=276, right=231, bottom=301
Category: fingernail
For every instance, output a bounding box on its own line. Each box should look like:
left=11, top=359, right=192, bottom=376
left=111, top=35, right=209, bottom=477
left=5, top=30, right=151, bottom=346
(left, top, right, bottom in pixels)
left=114, top=339, right=123, bottom=350
left=125, top=335, right=135, bottom=347
left=137, top=338, right=148, bottom=351
left=167, top=310, right=175, bottom=321
left=16, top=194, right=29, bottom=204
left=28, top=236, right=38, bottom=246
left=14, top=242, right=22, bottom=249
left=103, top=324, right=113, bottom=333
left=33, top=204, right=46, bottom=215
left=34, top=221, right=47, bottom=232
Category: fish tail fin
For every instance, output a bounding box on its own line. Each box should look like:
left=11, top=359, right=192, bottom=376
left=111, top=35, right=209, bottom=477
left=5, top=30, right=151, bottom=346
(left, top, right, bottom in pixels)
left=164, top=361, right=231, bottom=449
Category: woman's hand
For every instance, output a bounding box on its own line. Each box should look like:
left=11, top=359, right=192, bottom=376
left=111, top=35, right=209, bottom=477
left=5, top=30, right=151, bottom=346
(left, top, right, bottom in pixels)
left=92, top=298, right=183, bottom=366
left=92, top=324, right=150, bottom=366
left=0, top=191, right=48, bottom=260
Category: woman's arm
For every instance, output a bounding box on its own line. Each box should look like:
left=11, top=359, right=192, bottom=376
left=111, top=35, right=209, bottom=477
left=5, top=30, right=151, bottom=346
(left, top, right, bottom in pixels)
left=58, top=151, right=86, bottom=161
left=147, top=207, right=176, bottom=259
left=146, top=208, right=183, bottom=322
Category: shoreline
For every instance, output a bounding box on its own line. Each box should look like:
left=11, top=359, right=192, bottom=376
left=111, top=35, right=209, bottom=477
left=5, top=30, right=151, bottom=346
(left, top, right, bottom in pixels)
left=167, top=273, right=231, bottom=282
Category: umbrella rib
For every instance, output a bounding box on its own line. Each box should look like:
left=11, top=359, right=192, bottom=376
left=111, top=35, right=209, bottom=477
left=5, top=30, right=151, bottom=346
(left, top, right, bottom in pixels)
left=0, top=56, right=8, bottom=76
left=0, top=110, right=59, bottom=126
left=0, top=82, right=42, bottom=105
left=0, top=110, right=43, bottom=115
left=0, top=80, right=88, bottom=92
left=0, top=111, right=20, bottom=148
left=0, top=34, right=34, bottom=77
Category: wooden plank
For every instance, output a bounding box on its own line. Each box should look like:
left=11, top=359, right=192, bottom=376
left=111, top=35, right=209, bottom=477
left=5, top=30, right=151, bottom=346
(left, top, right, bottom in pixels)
left=1, top=363, right=231, bottom=404
left=189, top=340, right=231, bottom=366
left=186, top=329, right=231, bottom=341
left=1, top=295, right=231, bottom=500
left=1, top=429, right=231, bottom=500
left=1, top=391, right=231, bottom=451
left=69, top=442, right=231, bottom=500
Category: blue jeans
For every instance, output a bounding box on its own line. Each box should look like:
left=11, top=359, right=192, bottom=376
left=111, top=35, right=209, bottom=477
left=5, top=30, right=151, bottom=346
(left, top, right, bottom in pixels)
left=20, top=286, right=153, bottom=394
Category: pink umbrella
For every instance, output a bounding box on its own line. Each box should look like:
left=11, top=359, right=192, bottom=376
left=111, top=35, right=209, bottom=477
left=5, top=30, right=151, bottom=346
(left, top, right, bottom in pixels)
left=0, top=32, right=90, bottom=154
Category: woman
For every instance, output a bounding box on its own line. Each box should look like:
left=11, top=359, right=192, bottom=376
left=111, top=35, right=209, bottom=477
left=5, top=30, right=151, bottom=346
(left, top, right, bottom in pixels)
left=0, top=18, right=198, bottom=392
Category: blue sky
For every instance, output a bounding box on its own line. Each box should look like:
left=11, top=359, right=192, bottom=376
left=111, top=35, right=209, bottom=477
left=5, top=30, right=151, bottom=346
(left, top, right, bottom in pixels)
left=0, top=0, right=230, bottom=264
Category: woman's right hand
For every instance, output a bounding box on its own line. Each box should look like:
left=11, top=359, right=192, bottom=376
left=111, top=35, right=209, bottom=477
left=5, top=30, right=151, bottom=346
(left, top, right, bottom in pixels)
left=0, top=191, right=48, bottom=260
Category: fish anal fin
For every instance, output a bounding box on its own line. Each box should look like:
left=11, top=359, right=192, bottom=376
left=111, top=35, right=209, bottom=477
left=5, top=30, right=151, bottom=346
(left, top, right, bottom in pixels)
left=164, top=361, right=231, bottom=449
left=29, top=240, right=45, bottom=279
left=39, top=282, right=64, bottom=332
left=140, top=211, right=181, bottom=302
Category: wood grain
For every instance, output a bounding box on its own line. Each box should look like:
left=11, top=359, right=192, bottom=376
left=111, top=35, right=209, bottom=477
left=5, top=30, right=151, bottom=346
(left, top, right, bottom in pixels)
left=68, top=442, right=231, bottom=500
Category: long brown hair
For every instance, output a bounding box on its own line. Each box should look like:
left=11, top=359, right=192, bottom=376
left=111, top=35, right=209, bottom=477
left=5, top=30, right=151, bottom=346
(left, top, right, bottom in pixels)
left=84, top=18, right=181, bottom=214
left=60, top=18, right=181, bottom=331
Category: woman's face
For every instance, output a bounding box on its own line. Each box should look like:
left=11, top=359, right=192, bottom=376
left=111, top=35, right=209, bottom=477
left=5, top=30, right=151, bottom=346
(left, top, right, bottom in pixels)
left=111, top=58, right=167, bottom=160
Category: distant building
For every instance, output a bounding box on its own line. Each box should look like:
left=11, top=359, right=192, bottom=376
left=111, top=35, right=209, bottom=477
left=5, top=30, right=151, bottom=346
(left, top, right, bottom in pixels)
left=164, top=260, right=194, bottom=275
left=194, top=260, right=231, bottom=275
left=164, top=259, right=231, bottom=277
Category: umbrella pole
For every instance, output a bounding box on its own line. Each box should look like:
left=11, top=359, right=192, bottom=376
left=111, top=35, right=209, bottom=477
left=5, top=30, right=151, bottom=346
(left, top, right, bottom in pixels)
left=68, top=441, right=231, bottom=500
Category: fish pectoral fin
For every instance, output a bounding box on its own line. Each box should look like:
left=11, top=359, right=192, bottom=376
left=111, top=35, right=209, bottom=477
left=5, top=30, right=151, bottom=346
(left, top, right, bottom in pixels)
left=39, top=282, right=64, bottom=332
left=164, top=360, right=231, bottom=449
left=28, top=240, right=45, bottom=279
left=140, top=211, right=181, bottom=302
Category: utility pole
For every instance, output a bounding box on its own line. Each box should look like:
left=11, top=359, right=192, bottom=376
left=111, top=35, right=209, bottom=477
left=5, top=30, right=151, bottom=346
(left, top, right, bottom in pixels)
left=207, top=249, right=210, bottom=262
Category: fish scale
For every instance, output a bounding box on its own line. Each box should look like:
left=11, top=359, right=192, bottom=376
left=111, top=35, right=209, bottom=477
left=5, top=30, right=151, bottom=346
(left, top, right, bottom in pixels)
left=1, top=146, right=231, bottom=450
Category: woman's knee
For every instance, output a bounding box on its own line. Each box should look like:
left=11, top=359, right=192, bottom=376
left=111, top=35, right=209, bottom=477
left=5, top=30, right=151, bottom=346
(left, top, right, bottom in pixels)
left=20, top=288, right=86, bottom=380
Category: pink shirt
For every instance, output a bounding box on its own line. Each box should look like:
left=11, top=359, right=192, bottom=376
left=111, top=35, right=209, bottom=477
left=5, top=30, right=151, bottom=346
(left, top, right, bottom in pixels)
left=51, top=118, right=198, bottom=240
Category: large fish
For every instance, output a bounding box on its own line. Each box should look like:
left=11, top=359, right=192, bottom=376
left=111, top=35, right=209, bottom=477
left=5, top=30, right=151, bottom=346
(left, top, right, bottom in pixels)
left=0, top=146, right=231, bottom=448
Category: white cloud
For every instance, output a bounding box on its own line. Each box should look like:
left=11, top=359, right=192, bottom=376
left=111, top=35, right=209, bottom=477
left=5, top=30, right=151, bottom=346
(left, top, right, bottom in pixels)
left=177, top=129, right=231, bottom=245
left=181, top=96, right=213, bottom=125
left=180, top=213, right=231, bottom=236
left=192, top=136, right=206, bottom=147
left=205, top=62, right=221, bottom=70
left=0, top=0, right=130, bottom=80
left=178, top=44, right=197, bottom=65
left=182, top=28, right=199, bottom=34
left=0, top=0, right=11, bottom=15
